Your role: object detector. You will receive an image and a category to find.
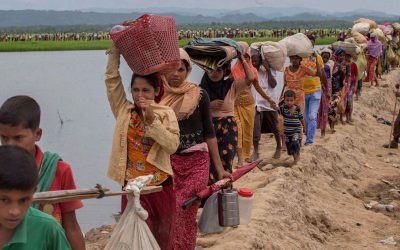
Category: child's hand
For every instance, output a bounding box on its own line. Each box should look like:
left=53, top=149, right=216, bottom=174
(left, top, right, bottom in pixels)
left=303, top=128, right=307, bottom=134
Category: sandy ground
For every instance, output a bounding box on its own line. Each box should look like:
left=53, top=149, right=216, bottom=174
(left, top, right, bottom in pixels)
left=86, top=69, right=400, bottom=250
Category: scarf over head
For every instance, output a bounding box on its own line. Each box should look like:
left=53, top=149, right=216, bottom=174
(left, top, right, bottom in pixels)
left=231, top=41, right=259, bottom=82
left=161, top=48, right=201, bottom=121
left=367, top=38, right=383, bottom=59
left=200, top=71, right=234, bottom=102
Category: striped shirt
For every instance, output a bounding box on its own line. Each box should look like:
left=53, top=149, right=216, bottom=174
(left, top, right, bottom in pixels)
left=280, top=105, right=303, bottom=137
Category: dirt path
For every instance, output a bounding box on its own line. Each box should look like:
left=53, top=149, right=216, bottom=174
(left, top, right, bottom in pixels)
left=86, top=69, right=400, bottom=250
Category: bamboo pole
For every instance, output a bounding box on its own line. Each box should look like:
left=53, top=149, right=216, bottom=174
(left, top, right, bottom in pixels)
left=33, top=186, right=162, bottom=204
left=33, top=187, right=110, bottom=199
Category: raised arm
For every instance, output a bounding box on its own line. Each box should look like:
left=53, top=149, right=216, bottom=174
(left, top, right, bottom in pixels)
left=105, top=46, right=129, bottom=118
left=234, top=56, right=255, bottom=89
left=263, top=60, right=277, bottom=88
left=315, top=54, right=328, bottom=95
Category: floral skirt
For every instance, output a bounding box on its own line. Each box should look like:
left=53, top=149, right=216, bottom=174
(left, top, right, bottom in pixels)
left=209, top=116, right=238, bottom=184
left=329, top=93, right=340, bottom=123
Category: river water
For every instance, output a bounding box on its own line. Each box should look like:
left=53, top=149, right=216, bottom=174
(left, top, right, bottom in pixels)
left=0, top=48, right=321, bottom=231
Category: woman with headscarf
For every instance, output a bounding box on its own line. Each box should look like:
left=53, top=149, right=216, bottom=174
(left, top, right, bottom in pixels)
left=364, top=32, right=383, bottom=86
left=301, top=34, right=328, bottom=145
left=280, top=54, right=318, bottom=146
left=105, top=45, right=180, bottom=250
left=329, top=48, right=347, bottom=132
left=232, top=41, right=278, bottom=166
left=318, top=48, right=334, bottom=137
left=199, top=47, right=255, bottom=183
left=161, top=49, right=231, bottom=250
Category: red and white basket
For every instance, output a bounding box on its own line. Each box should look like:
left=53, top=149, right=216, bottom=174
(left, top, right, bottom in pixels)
left=110, top=14, right=180, bottom=75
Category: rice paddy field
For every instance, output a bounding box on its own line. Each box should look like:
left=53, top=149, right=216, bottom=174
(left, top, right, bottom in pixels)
left=0, top=37, right=337, bottom=52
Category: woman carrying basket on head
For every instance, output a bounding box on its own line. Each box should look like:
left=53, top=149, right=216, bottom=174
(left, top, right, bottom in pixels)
left=104, top=44, right=180, bottom=250
left=161, top=48, right=232, bottom=250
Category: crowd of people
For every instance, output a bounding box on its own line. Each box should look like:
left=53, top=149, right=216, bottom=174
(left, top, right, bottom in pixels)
left=0, top=28, right=346, bottom=43
left=0, top=21, right=399, bottom=250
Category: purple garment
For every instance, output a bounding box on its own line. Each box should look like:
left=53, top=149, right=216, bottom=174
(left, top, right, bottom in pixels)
left=367, top=39, right=383, bottom=59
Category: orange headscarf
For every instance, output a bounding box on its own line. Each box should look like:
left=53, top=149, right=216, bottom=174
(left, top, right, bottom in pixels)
left=161, top=49, right=202, bottom=120
left=231, top=41, right=259, bottom=82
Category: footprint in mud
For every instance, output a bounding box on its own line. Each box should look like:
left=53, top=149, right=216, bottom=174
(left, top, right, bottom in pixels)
left=258, top=158, right=295, bottom=171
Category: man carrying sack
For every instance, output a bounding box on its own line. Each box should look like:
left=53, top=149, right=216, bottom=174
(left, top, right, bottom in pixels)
left=384, top=83, right=400, bottom=149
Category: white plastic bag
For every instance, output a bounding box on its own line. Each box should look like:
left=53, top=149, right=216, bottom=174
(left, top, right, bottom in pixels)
left=105, top=175, right=160, bottom=250
left=352, top=22, right=370, bottom=35
left=279, top=33, right=313, bottom=58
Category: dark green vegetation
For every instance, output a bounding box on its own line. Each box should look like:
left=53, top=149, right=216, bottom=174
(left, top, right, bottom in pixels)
left=0, top=37, right=337, bottom=52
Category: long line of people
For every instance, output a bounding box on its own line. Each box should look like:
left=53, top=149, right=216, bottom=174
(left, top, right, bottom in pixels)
left=0, top=17, right=399, bottom=250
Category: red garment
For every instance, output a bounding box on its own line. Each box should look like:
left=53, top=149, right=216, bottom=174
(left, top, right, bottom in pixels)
left=317, top=78, right=332, bottom=130
left=171, top=151, right=209, bottom=250
left=140, top=184, right=176, bottom=250
left=231, top=58, right=259, bottom=82
left=35, top=145, right=83, bottom=224
left=364, top=56, right=378, bottom=82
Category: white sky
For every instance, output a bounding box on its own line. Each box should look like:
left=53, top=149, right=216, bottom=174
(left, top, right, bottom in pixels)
left=0, top=0, right=399, bottom=14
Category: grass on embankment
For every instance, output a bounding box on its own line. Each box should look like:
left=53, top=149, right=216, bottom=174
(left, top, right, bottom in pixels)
left=0, top=37, right=336, bottom=52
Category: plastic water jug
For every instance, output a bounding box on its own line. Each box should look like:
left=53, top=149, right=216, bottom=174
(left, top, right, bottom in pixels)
left=238, top=188, right=254, bottom=225
left=218, top=188, right=240, bottom=227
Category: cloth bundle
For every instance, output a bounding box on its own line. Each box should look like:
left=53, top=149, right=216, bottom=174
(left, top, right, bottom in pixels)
left=279, top=33, right=314, bottom=58
left=353, top=18, right=378, bottom=29
left=332, top=41, right=359, bottom=56
left=184, top=37, right=241, bottom=71
left=250, top=41, right=287, bottom=71
left=352, top=22, right=370, bottom=35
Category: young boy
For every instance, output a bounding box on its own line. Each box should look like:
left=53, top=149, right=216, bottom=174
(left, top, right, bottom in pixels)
left=0, top=96, right=85, bottom=250
left=280, top=90, right=305, bottom=164
left=0, top=145, right=71, bottom=250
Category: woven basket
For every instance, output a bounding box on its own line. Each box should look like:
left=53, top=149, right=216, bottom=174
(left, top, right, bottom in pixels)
left=110, top=14, right=180, bottom=75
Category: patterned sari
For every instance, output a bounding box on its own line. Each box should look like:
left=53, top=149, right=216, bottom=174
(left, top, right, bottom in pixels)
left=318, top=62, right=333, bottom=130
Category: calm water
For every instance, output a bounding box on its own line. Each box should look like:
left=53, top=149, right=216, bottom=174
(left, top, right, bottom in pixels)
left=0, top=48, right=320, bottom=231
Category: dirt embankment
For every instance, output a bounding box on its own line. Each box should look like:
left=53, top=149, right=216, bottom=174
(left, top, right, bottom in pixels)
left=86, top=69, right=400, bottom=250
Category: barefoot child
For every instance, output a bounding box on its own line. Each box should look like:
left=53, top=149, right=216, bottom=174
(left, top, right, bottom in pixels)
left=0, top=96, right=85, bottom=250
left=280, top=90, right=305, bottom=164
left=0, top=145, right=71, bottom=250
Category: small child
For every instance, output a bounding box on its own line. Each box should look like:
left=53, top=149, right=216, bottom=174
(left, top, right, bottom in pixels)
left=0, top=96, right=85, bottom=250
left=344, top=53, right=359, bottom=124
left=279, top=90, right=305, bottom=164
left=0, top=145, right=71, bottom=250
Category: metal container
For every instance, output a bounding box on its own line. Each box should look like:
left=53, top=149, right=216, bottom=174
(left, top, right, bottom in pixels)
left=218, top=188, right=240, bottom=227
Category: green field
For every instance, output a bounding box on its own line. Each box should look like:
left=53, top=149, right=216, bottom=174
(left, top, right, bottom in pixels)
left=0, top=37, right=337, bottom=52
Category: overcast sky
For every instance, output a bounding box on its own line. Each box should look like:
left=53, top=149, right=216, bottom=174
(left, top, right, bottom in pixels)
left=0, top=0, right=399, bottom=14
